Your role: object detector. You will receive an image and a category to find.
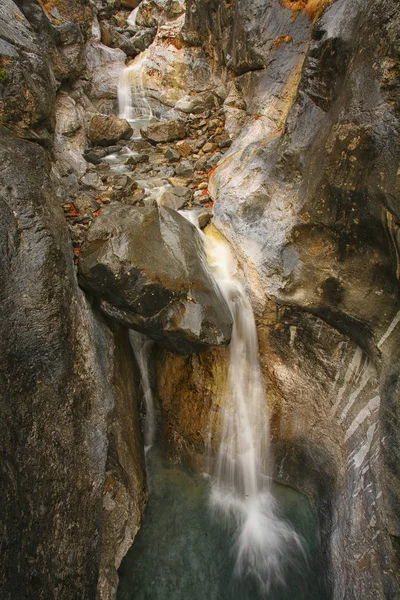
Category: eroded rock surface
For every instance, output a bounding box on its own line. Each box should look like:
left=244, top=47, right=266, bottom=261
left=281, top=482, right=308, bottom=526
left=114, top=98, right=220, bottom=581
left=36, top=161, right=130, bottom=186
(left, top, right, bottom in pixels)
left=78, top=203, right=233, bottom=353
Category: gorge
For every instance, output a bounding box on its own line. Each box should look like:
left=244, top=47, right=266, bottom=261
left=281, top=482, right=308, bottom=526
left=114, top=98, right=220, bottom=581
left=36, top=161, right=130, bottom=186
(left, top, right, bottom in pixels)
left=0, top=0, right=399, bottom=599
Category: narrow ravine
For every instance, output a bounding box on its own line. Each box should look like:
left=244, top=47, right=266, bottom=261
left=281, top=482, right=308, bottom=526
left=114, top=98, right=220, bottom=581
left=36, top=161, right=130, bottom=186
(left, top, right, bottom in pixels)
left=119, top=210, right=325, bottom=598
left=2, top=1, right=399, bottom=599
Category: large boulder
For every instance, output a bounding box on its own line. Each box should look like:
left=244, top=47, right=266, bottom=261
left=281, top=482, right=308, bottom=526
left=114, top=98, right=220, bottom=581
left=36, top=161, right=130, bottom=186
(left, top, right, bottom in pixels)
left=84, top=41, right=126, bottom=101
left=78, top=203, right=233, bottom=353
left=141, top=119, right=186, bottom=143
left=88, top=113, right=133, bottom=146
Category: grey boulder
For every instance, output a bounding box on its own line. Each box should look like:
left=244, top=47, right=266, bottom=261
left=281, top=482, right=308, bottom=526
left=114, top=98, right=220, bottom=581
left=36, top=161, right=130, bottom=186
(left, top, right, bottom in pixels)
left=78, top=204, right=232, bottom=353
left=159, top=186, right=193, bottom=211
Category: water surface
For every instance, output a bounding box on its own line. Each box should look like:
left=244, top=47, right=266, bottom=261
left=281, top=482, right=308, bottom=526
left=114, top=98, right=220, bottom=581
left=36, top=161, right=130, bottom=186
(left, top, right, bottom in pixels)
left=117, top=449, right=328, bottom=600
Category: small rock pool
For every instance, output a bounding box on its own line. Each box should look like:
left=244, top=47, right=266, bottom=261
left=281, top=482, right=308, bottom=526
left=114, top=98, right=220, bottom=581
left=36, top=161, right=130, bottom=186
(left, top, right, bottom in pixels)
left=117, top=448, right=328, bottom=600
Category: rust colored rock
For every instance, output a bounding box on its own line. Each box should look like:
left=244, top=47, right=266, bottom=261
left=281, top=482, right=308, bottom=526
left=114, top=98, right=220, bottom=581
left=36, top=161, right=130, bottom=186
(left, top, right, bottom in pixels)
left=175, top=140, right=192, bottom=157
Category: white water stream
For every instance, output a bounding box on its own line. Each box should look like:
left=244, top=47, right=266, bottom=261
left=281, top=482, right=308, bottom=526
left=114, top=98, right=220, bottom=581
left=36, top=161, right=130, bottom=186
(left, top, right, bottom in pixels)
left=127, top=6, right=140, bottom=27
left=182, top=215, right=304, bottom=592
left=129, top=331, right=156, bottom=453
left=116, top=35, right=304, bottom=586
left=118, top=51, right=153, bottom=123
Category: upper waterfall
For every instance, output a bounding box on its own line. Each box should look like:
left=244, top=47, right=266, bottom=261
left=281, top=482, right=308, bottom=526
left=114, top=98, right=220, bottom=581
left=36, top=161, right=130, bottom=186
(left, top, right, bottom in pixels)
left=118, top=51, right=153, bottom=124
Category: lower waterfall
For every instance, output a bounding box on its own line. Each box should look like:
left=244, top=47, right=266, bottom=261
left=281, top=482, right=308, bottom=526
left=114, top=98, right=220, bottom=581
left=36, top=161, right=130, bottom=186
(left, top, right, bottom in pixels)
left=203, top=228, right=304, bottom=592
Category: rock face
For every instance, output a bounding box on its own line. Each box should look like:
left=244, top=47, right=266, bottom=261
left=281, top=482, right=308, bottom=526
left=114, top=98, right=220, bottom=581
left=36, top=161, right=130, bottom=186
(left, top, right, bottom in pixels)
left=167, top=0, right=400, bottom=598
left=0, top=128, right=145, bottom=600
left=1, top=0, right=400, bottom=599
left=88, top=114, right=133, bottom=146
left=0, top=0, right=56, bottom=136
left=97, top=325, right=147, bottom=600
left=78, top=203, right=233, bottom=353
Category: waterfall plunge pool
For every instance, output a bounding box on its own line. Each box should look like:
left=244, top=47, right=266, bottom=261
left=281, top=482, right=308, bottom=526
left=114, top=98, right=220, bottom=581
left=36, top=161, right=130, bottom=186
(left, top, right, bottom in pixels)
left=117, top=447, right=328, bottom=600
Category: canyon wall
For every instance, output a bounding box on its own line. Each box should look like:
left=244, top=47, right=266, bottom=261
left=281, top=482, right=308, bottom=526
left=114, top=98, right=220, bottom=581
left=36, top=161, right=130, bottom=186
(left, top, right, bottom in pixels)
left=156, top=0, right=400, bottom=598
left=0, top=2, right=146, bottom=599
left=0, top=0, right=399, bottom=599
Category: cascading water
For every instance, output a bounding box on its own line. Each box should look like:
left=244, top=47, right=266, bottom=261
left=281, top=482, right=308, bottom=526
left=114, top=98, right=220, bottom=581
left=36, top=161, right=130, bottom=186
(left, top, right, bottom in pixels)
left=129, top=330, right=156, bottom=453
left=200, top=224, right=304, bottom=593
left=118, top=51, right=153, bottom=124
left=127, top=6, right=139, bottom=27
left=118, top=218, right=325, bottom=600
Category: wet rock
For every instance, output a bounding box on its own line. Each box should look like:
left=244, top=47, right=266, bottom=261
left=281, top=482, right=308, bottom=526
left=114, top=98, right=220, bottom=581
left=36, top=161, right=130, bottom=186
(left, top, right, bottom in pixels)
left=192, top=0, right=400, bottom=596
left=104, top=145, right=121, bottom=155
left=0, top=128, right=145, bottom=600
left=85, top=41, right=126, bottom=100
left=84, top=148, right=107, bottom=164
left=78, top=204, right=233, bottom=353
left=141, top=120, right=186, bottom=143
left=198, top=210, right=212, bottom=228
left=88, top=114, right=133, bottom=146
left=97, top=325, right=147, bottom=600
left=125, top=154, right=149, bottom=166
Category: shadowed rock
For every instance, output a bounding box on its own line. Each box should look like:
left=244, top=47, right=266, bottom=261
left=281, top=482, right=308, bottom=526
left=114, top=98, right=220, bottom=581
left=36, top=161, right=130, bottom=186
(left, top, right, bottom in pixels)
left=78, top=203, right=233, bottom=353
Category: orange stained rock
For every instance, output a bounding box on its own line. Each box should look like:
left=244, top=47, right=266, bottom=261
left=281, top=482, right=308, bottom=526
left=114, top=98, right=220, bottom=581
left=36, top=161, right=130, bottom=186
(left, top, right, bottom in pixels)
left=280, top=0, right=333, bottom=21
left=272, top=35, right=293, bottom=49
left=207, top=165, right=218, bottom=178
left=63, top=202, right=79, bottom=217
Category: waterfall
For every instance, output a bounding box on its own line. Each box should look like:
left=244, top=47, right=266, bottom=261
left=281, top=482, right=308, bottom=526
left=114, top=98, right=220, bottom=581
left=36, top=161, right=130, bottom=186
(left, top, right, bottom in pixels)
left=200, top=224, right=304, bottom=593
left=127, top=6, right=140, bottom=27
left=118, top=51, right=153, bottom=124
left=129, top=331, right=156, bottom=453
